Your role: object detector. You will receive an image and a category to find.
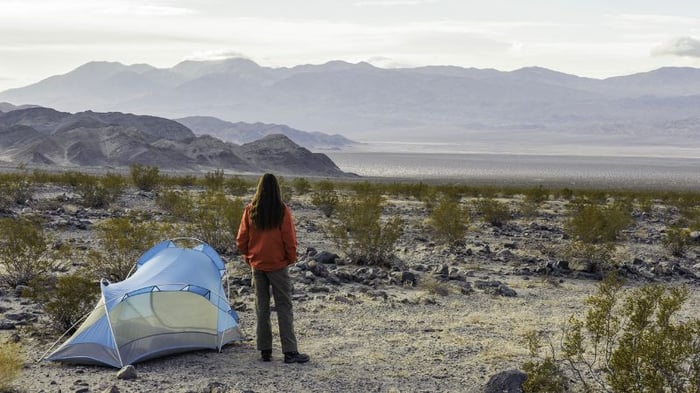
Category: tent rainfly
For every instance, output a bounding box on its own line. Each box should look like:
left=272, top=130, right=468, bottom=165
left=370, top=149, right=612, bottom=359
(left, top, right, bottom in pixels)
left=46, top=240, right=244, bottom=367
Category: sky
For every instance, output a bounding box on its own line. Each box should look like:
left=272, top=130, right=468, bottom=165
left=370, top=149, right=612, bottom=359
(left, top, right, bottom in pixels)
left=1, top=0, right=700, bottom=92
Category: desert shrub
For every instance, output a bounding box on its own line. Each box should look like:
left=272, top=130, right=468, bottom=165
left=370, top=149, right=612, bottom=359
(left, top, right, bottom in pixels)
left=326, top=193, right=403, bottom=264
left=523, top=185, right=549, bottom=205
left=663, top=226, right=691, bottom=257
left=0, top=177, right=34, bottom=206
left=203, top=169, right=225, bottom=192
left=75, top=173, right=124, bottom=208
left=521, top=331, right=568, bottom=393
left=156, top=189, right=195, bottom=219
left=426, top=195, right=469, bottom=244
left=101, top=172, right=126, bottom=200
left=130, top=164, right=160, bottom=192
left=30, top=273, right=99, bottom=333
left=89, top=216, right=164, bottom=281
left=473, top=198, right=511, bottom=227
left=0, top=217, right=56, bottom=287
left=311, top=180, right=339, bottom=217
left=350, top=181, right=381, bottom=197
left=562, top=274, right=700, bottom=393
left=565, top=202, right=632, bottom=244
left=565, top=241, right=615, bottom=276
left=636, top=195, right=655, bottom=214
left=556, top=187, right=575, bottom=201
left=161, top=173, right=198, bottom=187
left=277, top=176, right=294, bottom=201
left=419, top=277, right=451, bottom=297
left=226, top=176, right=251, bottom=196
left=292, top=177, right=311, bottom=196
left=0, top=341, right=23, bottom=390
left=188, top=191, right=244, bottom=254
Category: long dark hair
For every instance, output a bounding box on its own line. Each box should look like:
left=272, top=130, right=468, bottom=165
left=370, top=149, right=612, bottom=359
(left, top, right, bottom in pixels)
left=250, top=173, right=285, bottom=230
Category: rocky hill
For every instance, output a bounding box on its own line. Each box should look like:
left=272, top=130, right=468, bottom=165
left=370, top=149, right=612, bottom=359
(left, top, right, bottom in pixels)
left=0, top=107, right=351, bottom=176
left=175, top=116, right=355, bottom=150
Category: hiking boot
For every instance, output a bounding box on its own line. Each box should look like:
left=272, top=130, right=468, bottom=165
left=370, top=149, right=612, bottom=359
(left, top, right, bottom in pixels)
left=261, top=349, right=272, bottom=362
left=284, top=351, right=310, bottom=364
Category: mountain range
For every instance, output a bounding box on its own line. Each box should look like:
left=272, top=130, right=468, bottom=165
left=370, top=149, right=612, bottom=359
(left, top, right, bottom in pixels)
left=0, top=105, right=349, bottom=176
left=1, top=58, right=699, bottom=150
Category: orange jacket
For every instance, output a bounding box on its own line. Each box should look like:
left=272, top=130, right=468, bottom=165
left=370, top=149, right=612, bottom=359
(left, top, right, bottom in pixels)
left=236, top=204, right=298, bottom=272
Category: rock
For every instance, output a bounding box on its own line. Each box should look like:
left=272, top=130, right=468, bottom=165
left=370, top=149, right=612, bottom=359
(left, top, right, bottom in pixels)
left=475, top=280, right=517, bottom=297
left=457, top=281, right=473, bottom=294
left=116, top=365, right=137, bottom=380
left=448, top=267, right=466, bottom=282
left=102, top=386, right=120, bottom=393
left=690, top=231, right=700, bottom=242
left=307, top=260, right=329, bottom=277
left=14, top=285, right=32, bottom=297
left=390, top=271, right=417, bottom=286
left=433, top=264, right=449, bottom=277
left=313, top=251, right=339, bottom=264
left=0, top=321, right=16, bottom=330
left=484, top=369, right=527, bottom=393
left=497, top=249, right=514, bottom=261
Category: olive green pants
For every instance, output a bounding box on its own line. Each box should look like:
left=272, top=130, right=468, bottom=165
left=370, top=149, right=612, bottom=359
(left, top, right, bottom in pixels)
left=253, top=267, right=298, bottom=353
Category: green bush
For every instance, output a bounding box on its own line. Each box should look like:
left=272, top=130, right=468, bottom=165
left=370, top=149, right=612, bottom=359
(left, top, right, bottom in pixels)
left=292, top=177, right=312, bottom=196
left=562, top=274, right=700, bottom=392
left=311, top=180, right=339, bottom=217
left=130, top=164, right=160, bottom=192
left=226, top=176, right=251, bottom=196
left=473, top=198, right=511, bottom=227
left=74, top=173, right=124, bottom=208
left=426, top=195, right=469, bottom=244
left=326, top=193, right=402, bottom=264
left=523, top=185, right=549, bottom=205
left=521, top=331, right=568, bottom=393
left=0, top=341, right=23, bottom=391
left=89, top=217, right=164, bottom=281
left=0, top=217, right=55, bottom=287
left=565, top=241, right=615, bottom=275
left=188, top=191, right=244, bottom=254
left=203, top=169, right=225, bottom=192
left=566, top=202, right=632, bottom=244
left=156, top=189, right=195, bottom=219
left=663, top=226, right=691, bottom=257
left=0, top=177, right=34, bottom=206
left=31, top=273, right=99, bottom=333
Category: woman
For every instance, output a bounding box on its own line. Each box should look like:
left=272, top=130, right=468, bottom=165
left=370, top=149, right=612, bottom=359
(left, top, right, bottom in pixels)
left=236, top=173, right=310, bottom=363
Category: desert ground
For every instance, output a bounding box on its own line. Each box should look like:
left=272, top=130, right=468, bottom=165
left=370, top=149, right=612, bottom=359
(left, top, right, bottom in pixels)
left=1, top=177, right=699, bottom=393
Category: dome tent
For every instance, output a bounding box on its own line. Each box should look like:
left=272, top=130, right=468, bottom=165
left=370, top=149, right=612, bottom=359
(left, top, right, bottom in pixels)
left=46, top=240, right=244, bottom=367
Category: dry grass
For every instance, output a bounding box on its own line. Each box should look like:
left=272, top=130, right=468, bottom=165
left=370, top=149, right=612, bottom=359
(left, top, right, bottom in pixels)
left=0, top=342, right=23, bottom=391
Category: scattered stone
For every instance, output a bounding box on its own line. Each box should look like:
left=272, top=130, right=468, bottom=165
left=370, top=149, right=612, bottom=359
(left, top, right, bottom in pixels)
left=484, top=369, right=527, bottom=393
left=102, top=386, right=120, bottom=393
left=116, top=365, right=137, bottom=380
left=201, top=381, right=232, bottom=393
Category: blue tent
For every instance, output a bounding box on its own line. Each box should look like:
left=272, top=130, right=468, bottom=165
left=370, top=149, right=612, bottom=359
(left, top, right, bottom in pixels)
left=47, top=240, right=244, bottom=367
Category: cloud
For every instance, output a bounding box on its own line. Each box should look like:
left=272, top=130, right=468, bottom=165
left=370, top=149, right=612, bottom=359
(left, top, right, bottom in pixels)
left=184, top=50, right=250, bottom=62
left=652, top=36, right=700, bottom=58
left=354, top=0, right=437, bottom=6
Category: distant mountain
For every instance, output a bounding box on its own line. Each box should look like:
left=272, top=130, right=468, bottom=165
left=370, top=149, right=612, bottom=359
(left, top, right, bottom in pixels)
left=0, top=102, right=38, bottom=113
left=175, top=116, right=355, bottom=150
left=0, top=107, right=350, bottom=176
left=2, top=59, right=700, bottom=146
